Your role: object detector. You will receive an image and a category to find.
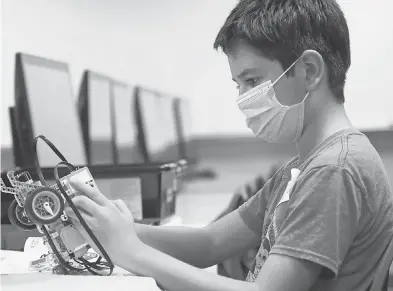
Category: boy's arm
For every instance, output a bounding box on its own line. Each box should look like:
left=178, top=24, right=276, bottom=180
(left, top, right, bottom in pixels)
left=119, top=240, right=321, bottom=291
left=70, top=167, right=322, bottom=291
left=134, top=173, right=276, bottom=269
left=135, top=210, right=260, bottom=268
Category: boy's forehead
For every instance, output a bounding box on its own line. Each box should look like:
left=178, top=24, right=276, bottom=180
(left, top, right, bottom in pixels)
left=227, top=39, right=275, bottom=79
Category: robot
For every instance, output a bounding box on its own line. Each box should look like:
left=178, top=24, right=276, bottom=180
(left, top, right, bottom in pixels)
left=0, top=136, right=114, bottom=275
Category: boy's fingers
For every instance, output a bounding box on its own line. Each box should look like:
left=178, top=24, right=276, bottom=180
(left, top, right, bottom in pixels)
left=112, top=199, right=131, bottom=215
left=69, top=177, right=109, bottom=207
left=68, top=196, right=103, bottom=218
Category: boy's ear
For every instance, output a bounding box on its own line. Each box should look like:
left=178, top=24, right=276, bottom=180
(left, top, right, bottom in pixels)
left=301, top=50, right=325, bottom=92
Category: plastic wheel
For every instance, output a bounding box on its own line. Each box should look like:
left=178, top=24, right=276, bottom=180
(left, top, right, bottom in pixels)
left=24, top=187, right=64, bottom=225
left=8, top=199, right=36, bottom=231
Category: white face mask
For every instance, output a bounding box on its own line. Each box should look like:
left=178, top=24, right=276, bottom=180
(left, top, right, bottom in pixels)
left=236, top=59, right=309, bottom=143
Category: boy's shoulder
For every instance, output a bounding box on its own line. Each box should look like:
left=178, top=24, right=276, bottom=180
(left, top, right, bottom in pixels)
left=271, top=128, right=392, bottom=204
left=276, top=129, right=370, bottom=177
left=265, top=128, right=392, bottom=211
left=301, top=129, right=388, bottom=185
left=278, top=128, right=393, bottom=213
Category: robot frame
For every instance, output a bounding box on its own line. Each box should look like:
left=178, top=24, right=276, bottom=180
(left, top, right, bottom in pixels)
left=0, top=135, right=114, bottom=275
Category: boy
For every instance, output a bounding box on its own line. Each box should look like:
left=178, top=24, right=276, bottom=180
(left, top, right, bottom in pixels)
left=66, top=1, right=393, bottom=290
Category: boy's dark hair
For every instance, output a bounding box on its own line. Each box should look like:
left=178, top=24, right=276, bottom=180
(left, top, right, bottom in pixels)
left=214, top=0, right=351, bottom=103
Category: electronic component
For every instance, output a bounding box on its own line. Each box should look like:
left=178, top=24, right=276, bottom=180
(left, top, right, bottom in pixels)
left=0, top=135, right=114, bottom=275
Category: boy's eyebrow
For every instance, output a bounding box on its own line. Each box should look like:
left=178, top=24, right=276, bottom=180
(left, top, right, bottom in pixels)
left=232, top=68, right=259, bottom=81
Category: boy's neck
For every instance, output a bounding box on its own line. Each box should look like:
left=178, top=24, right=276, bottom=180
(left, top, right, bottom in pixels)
left=296, top=102, right=353, bottom=164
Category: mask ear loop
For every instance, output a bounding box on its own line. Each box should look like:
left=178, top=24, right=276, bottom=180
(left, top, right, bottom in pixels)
left=271, top=58, right=299, bottom=88
left=301, top=92, right=310, bottom=103
left=271, top=57, right=311, bottom=108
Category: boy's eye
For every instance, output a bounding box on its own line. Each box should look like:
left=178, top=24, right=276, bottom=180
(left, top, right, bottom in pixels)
left=246, top=78, right=259, bottom=87
left=234, top=78, right=260, bottom=95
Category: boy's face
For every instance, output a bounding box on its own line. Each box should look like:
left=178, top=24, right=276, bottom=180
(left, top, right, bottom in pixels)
left=227, top=39, right=307, bottom=107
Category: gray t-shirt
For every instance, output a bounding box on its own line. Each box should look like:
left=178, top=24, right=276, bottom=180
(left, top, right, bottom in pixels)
left=238, top=128, right=393, bottom=290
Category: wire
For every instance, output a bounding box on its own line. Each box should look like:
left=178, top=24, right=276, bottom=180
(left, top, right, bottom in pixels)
left=54, top=161, right=114, bottom=275
left=74, top=256, right=109, bottom=273
left=33, top=135, right=69, bottom=186
left=32, top=135, right=113, bottom=275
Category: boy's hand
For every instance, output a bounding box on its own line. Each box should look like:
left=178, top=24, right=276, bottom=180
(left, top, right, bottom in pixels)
left=64, top=178, right=145, bottom=267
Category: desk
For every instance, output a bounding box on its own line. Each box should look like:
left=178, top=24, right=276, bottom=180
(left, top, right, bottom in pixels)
left=1, top=249, right=161, bottom=291
left=1, top=274, right=161, bottom=291
left=0, top=250, right=161, bottom=290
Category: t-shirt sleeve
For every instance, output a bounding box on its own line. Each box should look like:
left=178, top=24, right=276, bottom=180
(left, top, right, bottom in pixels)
left=270, top=165, right=362, bottom=278
left=238, top=177, right=274, bottom=234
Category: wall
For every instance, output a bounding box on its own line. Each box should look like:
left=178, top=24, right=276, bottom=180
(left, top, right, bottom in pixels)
left=1, top=0, right=393, bottom=150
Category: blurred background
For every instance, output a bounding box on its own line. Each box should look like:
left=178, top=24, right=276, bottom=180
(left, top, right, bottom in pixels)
left=1, top=0, right=393, bottom=193
left=1, top=0, right=393, bottom=185
left=2, top=0, right=393, bottom=140
left=1, top=0, right=393, bottom=213
left=0, top=0, right=392, bottom=281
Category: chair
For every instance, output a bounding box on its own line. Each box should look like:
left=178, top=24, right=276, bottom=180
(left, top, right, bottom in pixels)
left=77, top=70, right=117, bottom=166
left=111, top=80, right=144, bottom=165
left=369, top=231, right=393, bottom=291
left=134, top=86, right=181, bottom=165
left=172, top=97, right=217, bottom=182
